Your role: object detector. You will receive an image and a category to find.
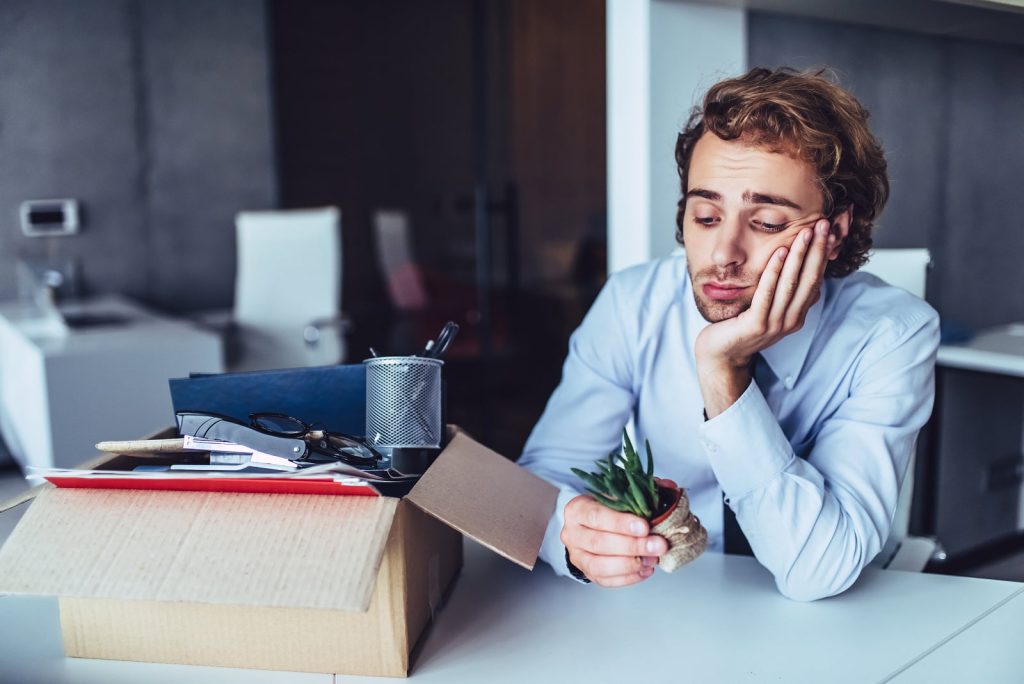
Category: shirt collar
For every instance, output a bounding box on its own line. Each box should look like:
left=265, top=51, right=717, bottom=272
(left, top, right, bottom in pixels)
left=679, top=262, right=826, bottom=391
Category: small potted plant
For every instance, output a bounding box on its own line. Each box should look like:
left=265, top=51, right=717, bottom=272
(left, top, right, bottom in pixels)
left=571, top=430, right=707, bottom=572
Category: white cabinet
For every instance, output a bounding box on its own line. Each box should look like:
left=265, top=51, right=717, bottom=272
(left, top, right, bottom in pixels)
left=0, top=295, right=222, bottom=469
left=927, top=325, right=1024, bottom=558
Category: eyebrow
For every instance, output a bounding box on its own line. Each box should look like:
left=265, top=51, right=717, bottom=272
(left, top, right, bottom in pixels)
left=686, top=188, right=803, bottom=211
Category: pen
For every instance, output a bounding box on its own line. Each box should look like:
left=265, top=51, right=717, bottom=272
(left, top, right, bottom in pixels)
left=430, top=322, right=459, bottom=359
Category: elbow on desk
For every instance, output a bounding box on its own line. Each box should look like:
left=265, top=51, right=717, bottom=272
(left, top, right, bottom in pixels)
left=772, top=546, right=869, bottom=602
left=774, top=574, right=855, bottom=602
left=772, top=511, right=884, bottom=602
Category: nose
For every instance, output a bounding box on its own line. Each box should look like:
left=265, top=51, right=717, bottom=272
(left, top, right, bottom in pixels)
left=710, top=216, right=748, bottom=270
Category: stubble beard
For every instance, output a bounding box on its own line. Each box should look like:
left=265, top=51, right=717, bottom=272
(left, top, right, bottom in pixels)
left=686, top=264, right=756, bottom=323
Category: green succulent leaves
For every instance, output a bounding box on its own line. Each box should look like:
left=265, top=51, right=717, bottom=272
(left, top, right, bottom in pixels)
left=571, top=429, right=660, bottom=520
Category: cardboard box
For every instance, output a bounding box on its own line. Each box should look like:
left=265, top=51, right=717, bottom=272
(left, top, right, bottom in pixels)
left=0, top=428, right=558, bottom=677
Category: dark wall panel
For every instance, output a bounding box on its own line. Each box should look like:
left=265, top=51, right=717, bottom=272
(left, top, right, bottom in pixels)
left=0, top=0, right=146, bottom=299
left=0, top=0, right=276, bottom=312
left=940, top=40, right=1024, bottom=330
left=749, top=12, right=1024, bottom=330
left=271, top=0, right=480, bottom=318
left=142, top=0, right=277, bottom=311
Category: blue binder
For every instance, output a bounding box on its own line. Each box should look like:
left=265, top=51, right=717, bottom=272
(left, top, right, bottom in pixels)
left=168, top=364, right=366, bottom=437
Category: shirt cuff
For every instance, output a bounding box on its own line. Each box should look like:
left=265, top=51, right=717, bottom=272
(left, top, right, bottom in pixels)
left=537, top=487, right=587, bottom=580
left=699, top=379, right=795, bottom=499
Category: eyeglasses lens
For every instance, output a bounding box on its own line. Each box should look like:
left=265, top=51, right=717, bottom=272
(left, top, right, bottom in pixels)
left=319, top=434, right=380, bottom=467
left=252, top=414, right=306, bottom=436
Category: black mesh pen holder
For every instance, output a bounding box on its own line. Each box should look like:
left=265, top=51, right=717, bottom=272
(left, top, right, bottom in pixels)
left=364, top=356, right=445, bottom=474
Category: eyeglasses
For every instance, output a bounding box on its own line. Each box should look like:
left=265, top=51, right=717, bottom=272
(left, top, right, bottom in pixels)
left=248, top=412, right=383, bottom=468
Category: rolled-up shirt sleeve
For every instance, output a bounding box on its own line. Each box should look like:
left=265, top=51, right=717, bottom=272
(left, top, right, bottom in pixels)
left=518, top=275, right=637, bottom=577
left=701, top=309, right=940, bottom=601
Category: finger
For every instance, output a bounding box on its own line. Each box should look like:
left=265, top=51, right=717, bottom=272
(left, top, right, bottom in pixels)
left=596, top=569, right=656, bottom=588
left=587, top=552, right=646, bottom=577
left=566, top=527, right=669, bottom=557
left=748, top=246, right=788, bottom=321
left=768, top=228, right=813, bottom=327
left=787, top=219, right=830, bottom=327
left=570, top=496, right=650, bottom=537
left=574, top=550, right=658, bottom=583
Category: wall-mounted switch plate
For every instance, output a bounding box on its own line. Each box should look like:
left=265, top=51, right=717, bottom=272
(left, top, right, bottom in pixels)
left=19, top=199, right=80, bottom=237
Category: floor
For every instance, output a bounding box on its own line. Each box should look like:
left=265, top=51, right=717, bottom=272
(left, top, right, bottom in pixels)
left=961, top=547, right=1024, bottom=582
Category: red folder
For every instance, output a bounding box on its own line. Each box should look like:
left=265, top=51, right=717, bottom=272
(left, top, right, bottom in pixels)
left=45, top=475, right=380, bottom=497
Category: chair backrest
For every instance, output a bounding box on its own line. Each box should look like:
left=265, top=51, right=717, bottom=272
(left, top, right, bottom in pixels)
left=372, top=209, right=428, bottom=311
left=859, top=248, right=931, bottom=299
left=860, top=248, right=932, bottom=561
left=234, top=207, right=341, bottom=328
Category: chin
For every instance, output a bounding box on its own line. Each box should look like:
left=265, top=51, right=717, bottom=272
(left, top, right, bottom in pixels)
left=692, top=292, right=752, bottom=323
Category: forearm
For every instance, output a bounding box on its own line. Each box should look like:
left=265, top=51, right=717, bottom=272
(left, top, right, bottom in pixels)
left=729, top=463, right=885, bottom=601
left=702, top=382, right=900, bottom=601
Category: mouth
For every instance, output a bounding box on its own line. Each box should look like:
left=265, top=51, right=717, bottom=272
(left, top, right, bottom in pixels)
left=702, top=282, right=751, bottom=301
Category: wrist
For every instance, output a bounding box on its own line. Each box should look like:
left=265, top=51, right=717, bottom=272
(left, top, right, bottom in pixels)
left=695, top=346, right=752, bottom=373
left=697, top=363, right=752, bottom=419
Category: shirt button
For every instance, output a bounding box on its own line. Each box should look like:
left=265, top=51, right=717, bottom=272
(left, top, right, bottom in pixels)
left=784, top=375, right=795, bottom=390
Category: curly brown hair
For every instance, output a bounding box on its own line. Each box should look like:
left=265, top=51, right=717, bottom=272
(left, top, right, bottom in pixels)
left=674, top=67, right=889, bottom=278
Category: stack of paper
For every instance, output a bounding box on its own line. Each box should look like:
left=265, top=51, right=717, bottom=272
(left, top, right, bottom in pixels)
left=28, top=459, right=417, bottom=498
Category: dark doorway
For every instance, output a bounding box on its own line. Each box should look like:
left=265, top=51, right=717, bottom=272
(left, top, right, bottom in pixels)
left=269, top=0, right=606, bottom=458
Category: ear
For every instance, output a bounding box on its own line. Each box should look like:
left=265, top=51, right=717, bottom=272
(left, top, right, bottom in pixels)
left=827, top=205, right=853, bottom=261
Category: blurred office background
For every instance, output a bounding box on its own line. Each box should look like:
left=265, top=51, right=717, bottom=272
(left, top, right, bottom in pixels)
left=1, top=0, right=1024, bottom=579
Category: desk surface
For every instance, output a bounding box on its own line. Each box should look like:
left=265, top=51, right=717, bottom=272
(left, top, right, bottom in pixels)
left=937, top=323, right=1024, bottom=377
left=1, top=540, right=1022, bottom=683
left=890, top=588, right=1024, bottom=683
left=0, top=294, right=221, bottom=358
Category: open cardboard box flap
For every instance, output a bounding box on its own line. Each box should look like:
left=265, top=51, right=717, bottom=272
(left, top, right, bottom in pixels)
left=405, top=430, right=558, bottom=570
left=0, top=427, right=559, bottom=612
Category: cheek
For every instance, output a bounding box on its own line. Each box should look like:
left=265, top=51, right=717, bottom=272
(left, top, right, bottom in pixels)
left=751, top=234, right=794, bottom=272
left=681, top=223, right=713, bottom=260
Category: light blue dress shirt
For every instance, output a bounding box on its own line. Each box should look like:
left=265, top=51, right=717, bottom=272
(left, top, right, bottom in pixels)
left=518, top=255, right=940, bottom=601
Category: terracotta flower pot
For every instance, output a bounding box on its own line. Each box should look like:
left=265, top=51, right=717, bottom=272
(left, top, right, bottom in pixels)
left=650, top=485, right=707, bottom=573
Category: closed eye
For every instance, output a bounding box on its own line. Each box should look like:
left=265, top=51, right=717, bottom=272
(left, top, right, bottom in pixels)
left=692, top=216, right=789, bottom=233
left=752, top=219, right=787, bottom=233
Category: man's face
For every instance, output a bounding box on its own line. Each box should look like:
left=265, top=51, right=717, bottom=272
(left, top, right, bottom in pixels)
left=683, top=132, right=826, bottom=323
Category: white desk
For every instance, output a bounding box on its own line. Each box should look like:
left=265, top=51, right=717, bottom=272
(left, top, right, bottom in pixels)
left=890, top=587, right=1024, bottom=683
left=0, top=295, right=223, bottom=469
left=936, top=323, right=1024, bottom=378
left=1, top=540, right=1021, bottom=683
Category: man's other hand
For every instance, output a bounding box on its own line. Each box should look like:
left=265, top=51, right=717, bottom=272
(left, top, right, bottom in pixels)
left=560, top=494, right=668, bottom=587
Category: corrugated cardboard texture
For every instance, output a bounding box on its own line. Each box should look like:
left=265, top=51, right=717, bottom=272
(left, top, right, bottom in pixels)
left=399, top=502, right=463, bottom=665
left=406, top=431, right=558, bottom=570
left=57, top=502, right=463, bottom=677
left=0, top=487, right=398, bottom=612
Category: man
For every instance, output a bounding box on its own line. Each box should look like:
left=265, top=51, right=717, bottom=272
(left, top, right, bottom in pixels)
left=518, top=67, right=940, bottom=601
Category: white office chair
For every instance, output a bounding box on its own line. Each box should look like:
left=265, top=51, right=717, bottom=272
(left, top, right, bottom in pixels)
left=861, top=248, right=938, bottom=571
left=229, top=207, right=348, bottom=371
